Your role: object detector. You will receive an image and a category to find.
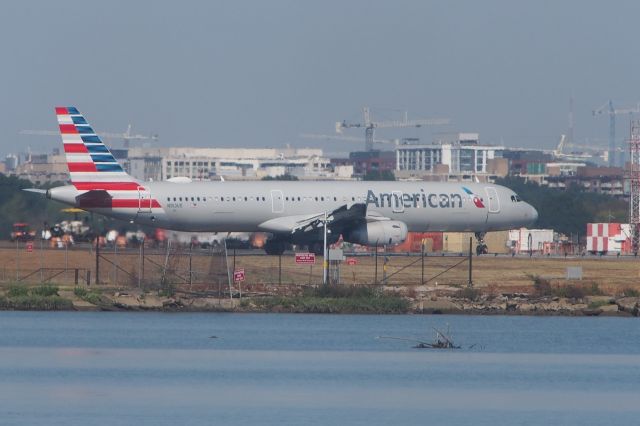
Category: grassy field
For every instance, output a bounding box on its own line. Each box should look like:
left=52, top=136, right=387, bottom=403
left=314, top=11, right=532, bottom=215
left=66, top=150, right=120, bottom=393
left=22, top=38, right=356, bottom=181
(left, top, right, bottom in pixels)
left=1, top=245, right=640, bottom=296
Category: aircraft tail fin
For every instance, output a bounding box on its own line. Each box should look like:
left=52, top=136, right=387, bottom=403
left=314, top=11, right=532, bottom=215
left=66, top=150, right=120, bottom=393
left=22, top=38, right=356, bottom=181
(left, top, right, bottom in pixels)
left=55, top=107, right=139, bottom=190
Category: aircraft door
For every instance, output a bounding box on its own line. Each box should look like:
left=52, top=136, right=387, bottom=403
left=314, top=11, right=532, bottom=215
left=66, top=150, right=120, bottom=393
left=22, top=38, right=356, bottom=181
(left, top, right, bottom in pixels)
left=484, top=187, right=500, bottom=213
left=392, top=191, right=405, bottom=213
left=137, top=187, right=152, bottom=213
left=270, top=189, right=284, bottom=213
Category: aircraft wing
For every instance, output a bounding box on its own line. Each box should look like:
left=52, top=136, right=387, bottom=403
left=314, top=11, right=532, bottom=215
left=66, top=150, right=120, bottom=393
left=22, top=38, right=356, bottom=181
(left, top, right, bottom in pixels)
left=258, top=203, right=376, bottom=235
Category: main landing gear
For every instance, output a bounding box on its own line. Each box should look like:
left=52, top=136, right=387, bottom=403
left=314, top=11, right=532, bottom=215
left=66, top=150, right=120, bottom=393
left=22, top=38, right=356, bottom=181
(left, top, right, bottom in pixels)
left=475, top=232, right=488, bottom=255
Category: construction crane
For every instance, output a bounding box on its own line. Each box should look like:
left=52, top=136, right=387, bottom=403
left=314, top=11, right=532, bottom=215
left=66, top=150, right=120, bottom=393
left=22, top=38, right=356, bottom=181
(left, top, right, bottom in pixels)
left=337, top=106, right=450, bottom=151
left=20, top=124, right=159, bottom=148
left=299, top=133, right=398, bottom=145
left=593, top=100, right=640, bottom=167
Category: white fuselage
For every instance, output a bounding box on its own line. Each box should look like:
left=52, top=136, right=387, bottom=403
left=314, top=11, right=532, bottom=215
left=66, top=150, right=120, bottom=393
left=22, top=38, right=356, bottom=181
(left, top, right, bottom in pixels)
left=49, top=180, right=537, bottom=234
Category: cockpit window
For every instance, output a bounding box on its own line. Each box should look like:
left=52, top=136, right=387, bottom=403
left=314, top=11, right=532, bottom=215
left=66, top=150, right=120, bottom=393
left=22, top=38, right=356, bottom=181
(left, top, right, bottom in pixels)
left=511, top=194, right=522, bottom=202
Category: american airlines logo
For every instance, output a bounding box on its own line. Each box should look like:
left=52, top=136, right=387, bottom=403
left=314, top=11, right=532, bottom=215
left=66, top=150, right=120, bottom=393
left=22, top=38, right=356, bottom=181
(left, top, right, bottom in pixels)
left=461, top=187, right=485, bottom=208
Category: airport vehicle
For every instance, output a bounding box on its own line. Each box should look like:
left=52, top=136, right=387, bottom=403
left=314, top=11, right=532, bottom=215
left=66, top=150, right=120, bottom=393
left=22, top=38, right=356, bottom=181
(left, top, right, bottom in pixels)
left=27, top=107, right=538, bottom=255
left=10, top=223, right=36, bottom=242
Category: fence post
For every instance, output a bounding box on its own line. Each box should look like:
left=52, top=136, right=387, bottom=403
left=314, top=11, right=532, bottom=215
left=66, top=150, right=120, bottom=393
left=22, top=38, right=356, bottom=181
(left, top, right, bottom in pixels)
left=278, top=254, right=282, bottom=286
left=138, top=240, right=142, bottom=289
left=468, top=237, right=473, bottom=287
left=95, top=236, right=100, bottom=285
left=40, top=237, right=44, bottom=283
left=374, top=244, right=378, bottom=285
left=421, top=242, right=425, bottom=285
left=15, top=239, right=19, bottom=281
left=189, top=242, right=193, bottom=289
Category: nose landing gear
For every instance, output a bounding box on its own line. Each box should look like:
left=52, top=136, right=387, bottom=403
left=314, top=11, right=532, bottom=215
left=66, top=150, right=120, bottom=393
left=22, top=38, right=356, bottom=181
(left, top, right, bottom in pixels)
left=475, top=232, right=488, bottom=255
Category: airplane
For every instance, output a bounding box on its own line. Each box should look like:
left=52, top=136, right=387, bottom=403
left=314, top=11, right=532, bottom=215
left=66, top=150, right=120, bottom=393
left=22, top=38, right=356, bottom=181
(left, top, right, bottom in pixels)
left=27, top=107, right=538, bottom=255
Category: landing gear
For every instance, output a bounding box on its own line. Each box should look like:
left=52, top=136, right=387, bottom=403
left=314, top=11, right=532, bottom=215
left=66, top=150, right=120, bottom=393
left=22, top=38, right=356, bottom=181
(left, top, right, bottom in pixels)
left=475, top=232, right=488, bottom=255
left=264, top=239, right=286, bottom=256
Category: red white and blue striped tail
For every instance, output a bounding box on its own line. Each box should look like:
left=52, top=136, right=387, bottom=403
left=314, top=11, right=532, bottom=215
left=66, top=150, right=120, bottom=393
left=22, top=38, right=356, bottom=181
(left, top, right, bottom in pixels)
left=56, top=106, right=140, bottom=191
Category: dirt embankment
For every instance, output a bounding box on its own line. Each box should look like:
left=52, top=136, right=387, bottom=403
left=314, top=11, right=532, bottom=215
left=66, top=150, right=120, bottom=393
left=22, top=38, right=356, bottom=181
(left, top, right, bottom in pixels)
left=1, top=284, right=638, bottom=317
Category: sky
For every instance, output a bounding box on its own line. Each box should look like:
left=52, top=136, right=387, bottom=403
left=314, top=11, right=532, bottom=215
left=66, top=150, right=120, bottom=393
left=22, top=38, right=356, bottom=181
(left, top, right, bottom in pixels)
left=1, top=0, right=639, bottom=157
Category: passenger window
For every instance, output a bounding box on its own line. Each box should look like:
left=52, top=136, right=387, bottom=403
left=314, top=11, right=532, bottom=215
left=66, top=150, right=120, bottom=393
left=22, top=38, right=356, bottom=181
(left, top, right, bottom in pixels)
left=179, top=197, right=183, bottom=201
left=233, top=197, right=236, bottom=201
left=197, top=197, right=201, bottom=201
left=334, top=197, right=337, bottom=201
left=173, top=197, right=176, bottom=201
left=244, top=197, right=248, bottom=201
left=166, top=197, right=170, bottom=201
left=191, top=197, right=195, bottom=201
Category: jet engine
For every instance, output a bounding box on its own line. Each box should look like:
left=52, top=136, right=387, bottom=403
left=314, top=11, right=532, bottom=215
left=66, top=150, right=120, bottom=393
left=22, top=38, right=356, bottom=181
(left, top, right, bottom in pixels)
left=344, top=221, right=408, bottom=246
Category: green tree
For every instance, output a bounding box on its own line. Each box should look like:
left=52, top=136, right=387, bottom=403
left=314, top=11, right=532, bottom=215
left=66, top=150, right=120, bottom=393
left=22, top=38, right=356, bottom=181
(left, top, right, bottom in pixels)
left=496, top=176, right=626, bottom=235
left=0, top=174, right=67, bottom=239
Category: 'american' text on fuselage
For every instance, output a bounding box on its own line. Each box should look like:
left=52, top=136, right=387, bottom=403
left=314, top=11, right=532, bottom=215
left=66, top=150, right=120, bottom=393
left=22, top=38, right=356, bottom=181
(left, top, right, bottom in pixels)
left=366, top=189, right=466, bottom=209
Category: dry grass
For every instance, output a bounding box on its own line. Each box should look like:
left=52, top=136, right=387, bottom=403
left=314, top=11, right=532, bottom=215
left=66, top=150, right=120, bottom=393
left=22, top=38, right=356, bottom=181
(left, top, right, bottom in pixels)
left=1, top=245, right=640, bottom=296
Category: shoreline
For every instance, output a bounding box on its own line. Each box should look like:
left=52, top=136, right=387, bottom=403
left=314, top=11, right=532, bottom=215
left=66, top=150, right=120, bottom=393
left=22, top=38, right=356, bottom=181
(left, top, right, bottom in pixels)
left=0, top=286, right=637, bottom=317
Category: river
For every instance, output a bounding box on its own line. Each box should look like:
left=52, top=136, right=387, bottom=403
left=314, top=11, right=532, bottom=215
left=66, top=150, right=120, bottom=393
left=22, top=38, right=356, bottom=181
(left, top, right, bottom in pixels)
left=0, top=312, right=639, bottom=425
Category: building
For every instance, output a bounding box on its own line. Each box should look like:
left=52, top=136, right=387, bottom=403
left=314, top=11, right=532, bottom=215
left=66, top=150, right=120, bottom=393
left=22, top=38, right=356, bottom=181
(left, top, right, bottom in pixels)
left=395, top=133, right=505, bottom=181
left=348, top=151, right=396, bottom=177
left=9, top=152, right=68, bottom=185
left=124, top=146, right=348, bottom=181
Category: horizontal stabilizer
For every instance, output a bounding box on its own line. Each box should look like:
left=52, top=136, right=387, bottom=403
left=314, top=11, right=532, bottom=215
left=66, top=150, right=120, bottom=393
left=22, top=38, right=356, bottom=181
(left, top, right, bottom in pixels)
left=22, top=188, right=47, bottom=194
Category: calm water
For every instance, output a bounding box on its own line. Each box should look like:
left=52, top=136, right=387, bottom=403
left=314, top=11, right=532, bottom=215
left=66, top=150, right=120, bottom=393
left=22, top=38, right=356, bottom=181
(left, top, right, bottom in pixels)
left=0, top=312, right=639, bottom=425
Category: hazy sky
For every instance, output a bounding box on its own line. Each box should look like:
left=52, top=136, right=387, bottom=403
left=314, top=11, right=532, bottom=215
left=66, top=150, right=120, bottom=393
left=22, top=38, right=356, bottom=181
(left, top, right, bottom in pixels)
left=1, top=0, right=639, bottom=156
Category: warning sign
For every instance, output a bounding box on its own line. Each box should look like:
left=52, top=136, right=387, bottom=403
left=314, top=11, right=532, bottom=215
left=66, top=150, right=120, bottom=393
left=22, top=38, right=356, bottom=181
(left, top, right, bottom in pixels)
left=295, top=253, right=316, bottom=264
left=26, top=241, right=34, bottom=253
left=346, top=257, right=357, bottom=266
left=233, top=269, right=245, bottom=282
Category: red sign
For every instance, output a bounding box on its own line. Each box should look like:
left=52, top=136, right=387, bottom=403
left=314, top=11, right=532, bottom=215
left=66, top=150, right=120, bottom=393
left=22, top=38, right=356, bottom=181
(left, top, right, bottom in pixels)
left=346, top=257, right=357, bottom=266
left=233, top=269, right=245, bottom=282
left=26, top=241, right=34, bottom=253
left=295, top=253, right=316, bottom=264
